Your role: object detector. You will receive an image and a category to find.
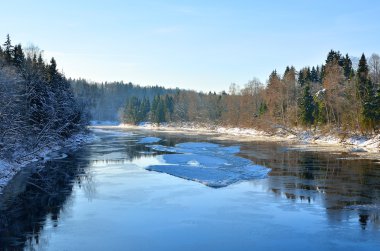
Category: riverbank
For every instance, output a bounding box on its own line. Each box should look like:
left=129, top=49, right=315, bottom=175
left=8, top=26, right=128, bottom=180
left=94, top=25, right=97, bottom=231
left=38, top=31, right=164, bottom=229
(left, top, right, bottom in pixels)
left=0, top=132, right=95, bottom=193
left=118, top=122, right=380, bottom=154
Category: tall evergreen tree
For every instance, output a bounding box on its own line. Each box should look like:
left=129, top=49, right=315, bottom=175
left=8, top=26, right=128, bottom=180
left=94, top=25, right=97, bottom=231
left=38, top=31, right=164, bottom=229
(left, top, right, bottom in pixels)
left=124, top=96, right=142, bottom=124
left=326, top=50, right=343, bottom=66
left=3, top=34, right=13, bottom=63
left=47, top=57, right=58, bottom=85
left=356, top=53, right=376, bottom=129
left=164, top=94, right=174, bottom=121
left=140, top=97, right=151, bottom=121
left=298, top=70, right=305, bottom=86
left=13, top=44, right=25, bottom=68
left=299, top=84, right=315, bottom=126
left=310, top=66, right=318, bottom=82
left=343, top=54, right=353, bottom=79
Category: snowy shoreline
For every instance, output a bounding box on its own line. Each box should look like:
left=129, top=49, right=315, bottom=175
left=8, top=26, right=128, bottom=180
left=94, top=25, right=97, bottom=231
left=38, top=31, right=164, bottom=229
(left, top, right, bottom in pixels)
left=0, top=132, right=95, bottom=194
left=118, top=122, right=380, bottom=153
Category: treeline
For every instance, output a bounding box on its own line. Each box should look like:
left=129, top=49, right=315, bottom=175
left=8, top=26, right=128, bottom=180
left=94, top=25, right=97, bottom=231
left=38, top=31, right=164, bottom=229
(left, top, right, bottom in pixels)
left=70, top=79, right=178, bottom=121
left=0, top=35, right=86, bottom=160
left=122, top=50, right=380, bottom=133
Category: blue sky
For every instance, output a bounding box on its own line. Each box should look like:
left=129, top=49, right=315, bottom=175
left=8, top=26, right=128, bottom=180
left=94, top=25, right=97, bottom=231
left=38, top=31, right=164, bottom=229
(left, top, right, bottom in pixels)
left=1, top=0, right=379, bottom=92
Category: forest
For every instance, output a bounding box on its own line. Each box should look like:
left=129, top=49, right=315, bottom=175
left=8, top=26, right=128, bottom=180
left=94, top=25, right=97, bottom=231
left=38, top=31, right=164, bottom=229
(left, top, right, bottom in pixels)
left=70, top=79, right=177, bottom=121
left=120, top=50, right=380, bottom=134
left=1, top=33, right=380, bottom=165
left=0, top=35, right=86, bottom=161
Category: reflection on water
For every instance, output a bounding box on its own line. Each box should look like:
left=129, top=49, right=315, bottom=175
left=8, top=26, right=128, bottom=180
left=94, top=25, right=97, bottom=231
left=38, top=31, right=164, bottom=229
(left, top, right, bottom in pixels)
left=0, top=154, right=90, bottom=249
left=0, top=128, right=380, bottom=250
left=238, top=142, right=380, bottom=230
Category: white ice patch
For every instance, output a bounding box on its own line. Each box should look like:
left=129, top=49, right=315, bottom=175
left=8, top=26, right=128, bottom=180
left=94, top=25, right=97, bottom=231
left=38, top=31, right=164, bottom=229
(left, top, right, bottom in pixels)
left=91, top=128, right=134, bottom=137
left=90, top=120, right=119, bottom=126
left=187, top=160, right=200, bottom=166
left=146, top=142, right=270, bottom=188
left=137, top=137, right=161, bottom=144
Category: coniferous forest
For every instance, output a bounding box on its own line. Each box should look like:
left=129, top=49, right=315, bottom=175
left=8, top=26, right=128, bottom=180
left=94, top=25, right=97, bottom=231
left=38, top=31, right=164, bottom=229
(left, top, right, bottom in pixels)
left=118, top=50, right=380, bottom=134
left=0, top=35, right=87, bottom=161
left=1, top=33, right=380, bottom=165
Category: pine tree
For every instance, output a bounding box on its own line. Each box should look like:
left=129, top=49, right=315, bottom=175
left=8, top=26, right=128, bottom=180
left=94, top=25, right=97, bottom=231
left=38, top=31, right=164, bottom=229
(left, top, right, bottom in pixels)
left=124, top=96, right=142, bottom=124
left=343, top=54, right=353, bottom=79
left=164, top=94, right=174, bottom=121
left=374, top=88, right=380, bottom=123
left=306, top=67, right=311, bottom=82
left=140, top=97, right=150, bottom=121
left=356, top=53, right=376, bottom=129
left=259, top=102, right=267, bottom=115
left=3, top=34, right=13, bottom=63
left=299, top=84, right=315, bottom=126
left=310, top=66, right=318, bottom=82
left=326, top=50, right=343, bottom=66
left=298, top=70, right=305, bottom=86
left=37, top=53, right=44, bottom=68
left=47, top=57, right=58, bottom=82
left=13, top=44, right=25, bottom=68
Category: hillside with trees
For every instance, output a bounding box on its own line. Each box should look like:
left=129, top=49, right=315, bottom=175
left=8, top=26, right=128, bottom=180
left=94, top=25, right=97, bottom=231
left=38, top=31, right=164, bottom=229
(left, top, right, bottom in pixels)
left=0, top=35, right=87, bottom=161
left=121, top=50, right=380, bottom=134
left=70, top=79, right=178, bottom=122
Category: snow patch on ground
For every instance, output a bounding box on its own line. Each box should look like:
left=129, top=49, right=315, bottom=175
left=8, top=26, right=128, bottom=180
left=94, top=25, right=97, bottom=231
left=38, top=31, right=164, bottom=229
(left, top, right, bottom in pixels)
left=345, top=135, right=380, bottom=149
left=137, top=137, right=161, bottom=144
left=0, top=132, right=96, bottom=193
left=145, top=142, right=270, bottom=188
left=119, top=122, right=380, bottom=153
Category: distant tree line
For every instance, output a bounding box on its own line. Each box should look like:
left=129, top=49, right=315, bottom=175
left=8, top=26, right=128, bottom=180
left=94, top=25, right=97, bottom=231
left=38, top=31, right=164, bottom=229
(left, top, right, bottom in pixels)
left=70, top=79, right=178, bottom=121
left=122, top=50, right=380, bottom=134
left=0, top=35, right=87, bottom=160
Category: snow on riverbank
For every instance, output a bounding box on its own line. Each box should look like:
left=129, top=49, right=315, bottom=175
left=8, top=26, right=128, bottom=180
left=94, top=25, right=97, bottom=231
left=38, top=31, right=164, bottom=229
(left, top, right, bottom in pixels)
left=119, top=122, right=380, bottom=152
left=0, top=132, right=96, bottom=193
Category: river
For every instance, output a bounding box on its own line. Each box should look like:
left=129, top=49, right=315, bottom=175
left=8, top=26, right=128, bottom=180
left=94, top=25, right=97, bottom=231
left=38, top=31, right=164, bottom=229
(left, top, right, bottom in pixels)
left=1, top=127, right=380, bottom=250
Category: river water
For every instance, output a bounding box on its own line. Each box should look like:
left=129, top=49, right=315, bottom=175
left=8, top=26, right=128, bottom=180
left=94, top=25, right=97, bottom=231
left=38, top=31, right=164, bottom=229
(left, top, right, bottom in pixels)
left=1, top=128, right=380, bottom=250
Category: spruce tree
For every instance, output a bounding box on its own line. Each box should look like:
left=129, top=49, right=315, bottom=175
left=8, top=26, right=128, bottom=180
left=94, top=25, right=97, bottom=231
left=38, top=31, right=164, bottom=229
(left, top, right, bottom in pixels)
left=151, top=96, right=160, bottom=123
left=357, top=53, right=376, bottom=129
left=124, top=96, right=142, bottom=124
left=13, top=44, right=25, bottom=68
left=343, top=54, right=353, bottom=79
left=298, top=70, right=305, bottom=86
left=3, top=34, right=13, bottom=63
left=374, top=88, right=380, bottom=123
left=310, top=66, right=318, bottom=82
left=326, top=50, right=343, bottom=66
left=140, top=97, right=150, bottom=121
left=164, top=95, right=174, bottom=121
left=299, top=84, right=315, bottom=126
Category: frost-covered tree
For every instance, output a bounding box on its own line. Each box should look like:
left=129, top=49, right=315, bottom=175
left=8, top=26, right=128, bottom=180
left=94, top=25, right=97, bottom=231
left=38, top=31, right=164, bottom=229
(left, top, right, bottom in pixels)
left=0, top=35, right=87, bottom=161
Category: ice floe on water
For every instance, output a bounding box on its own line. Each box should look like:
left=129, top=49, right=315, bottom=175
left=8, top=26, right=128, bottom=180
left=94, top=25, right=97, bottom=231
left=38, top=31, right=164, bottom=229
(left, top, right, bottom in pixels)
left=137, top=137, right=161, bottom=144
left=145, top=142, right=270, bottom=188
left=91, top=128, right=135, bottom=137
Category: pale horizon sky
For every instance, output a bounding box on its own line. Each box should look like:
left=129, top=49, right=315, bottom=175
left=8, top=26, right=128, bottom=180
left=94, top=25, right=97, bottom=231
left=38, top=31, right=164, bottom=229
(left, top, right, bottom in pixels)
left=1, top=0, right=379, bottom=92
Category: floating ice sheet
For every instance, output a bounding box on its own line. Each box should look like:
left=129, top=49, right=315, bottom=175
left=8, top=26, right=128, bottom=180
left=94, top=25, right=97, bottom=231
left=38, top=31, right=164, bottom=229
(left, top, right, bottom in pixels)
left=137, top=137, right=161, bottom=144
left=146, top=142, right=270, bottom=188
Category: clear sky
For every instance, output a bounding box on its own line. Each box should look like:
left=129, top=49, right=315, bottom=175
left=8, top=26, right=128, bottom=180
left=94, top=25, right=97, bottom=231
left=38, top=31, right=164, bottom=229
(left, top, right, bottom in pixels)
left=1, top=0, right=379, bottom=92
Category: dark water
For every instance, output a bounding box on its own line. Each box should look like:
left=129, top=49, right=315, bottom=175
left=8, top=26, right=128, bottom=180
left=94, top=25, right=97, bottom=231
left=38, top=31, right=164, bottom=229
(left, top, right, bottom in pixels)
left=1, top=128, right=380, bottom=251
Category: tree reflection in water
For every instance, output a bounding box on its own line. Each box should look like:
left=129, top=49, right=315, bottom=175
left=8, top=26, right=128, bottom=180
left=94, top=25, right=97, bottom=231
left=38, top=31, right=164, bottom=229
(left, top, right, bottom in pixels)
left=239, top=142, right=380, bottom=230
left=0, top=133, right=157, bottom=250
left=0, top=152, right=91, bottom=250
left=1, top=130, right=380, bottom=250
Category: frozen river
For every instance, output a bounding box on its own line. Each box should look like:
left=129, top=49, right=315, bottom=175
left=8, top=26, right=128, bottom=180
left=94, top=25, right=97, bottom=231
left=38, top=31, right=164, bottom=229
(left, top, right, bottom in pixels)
left=1, top=128, right=380, bottom=250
